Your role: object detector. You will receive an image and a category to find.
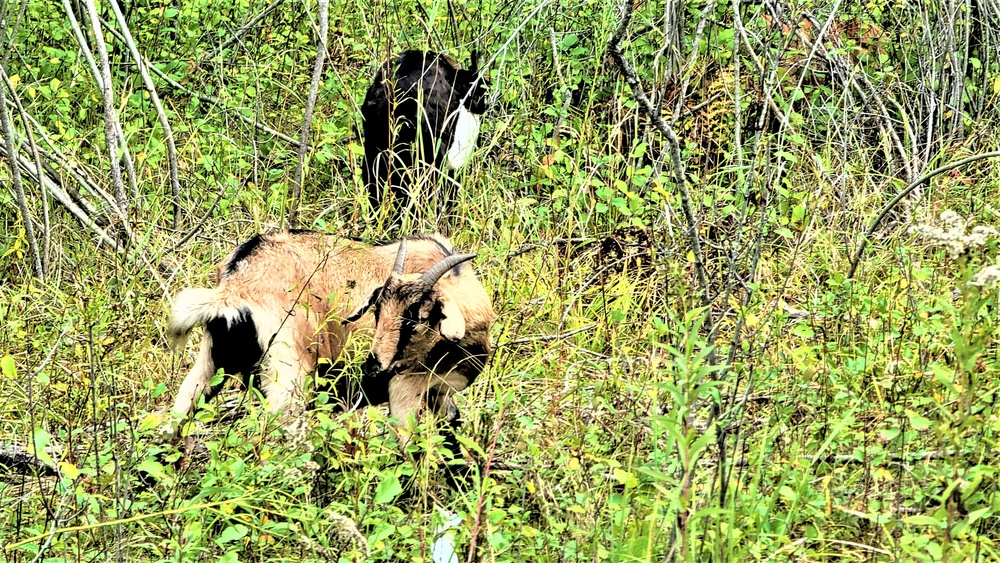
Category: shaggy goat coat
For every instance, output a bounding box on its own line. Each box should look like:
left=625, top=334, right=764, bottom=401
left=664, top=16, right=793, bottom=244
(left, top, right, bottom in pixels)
left=165, top=231, right=494, bottom=429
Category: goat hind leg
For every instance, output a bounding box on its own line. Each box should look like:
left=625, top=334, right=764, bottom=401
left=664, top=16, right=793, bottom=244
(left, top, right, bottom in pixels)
left=170, top=334, right=222, bottom=417
left=259, top=340, right=311, bottom=438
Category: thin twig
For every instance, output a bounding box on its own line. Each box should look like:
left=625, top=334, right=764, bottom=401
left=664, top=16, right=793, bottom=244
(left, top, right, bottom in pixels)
left=797, top=11, right=915, bottom=183
left=288, top=0, right=329, bottom=229
left=198, top=0, right=287, bottom=66
left=847, top=150, right=1000, bottom=278
left=82, top=0, right=128, bottom=219
left=97, top=20, right=300, bottom=148
left=0, top=0, right=28, bottom=68
left=160, top=181, right=230, bottom=256
left=7, top=114, right=108, bottom=218
left=1, top=141, right=125, bottom=253
left=668, top=0, right=717, bottom=129
left=607, top=0, right=710, bottom=306
left=711, top=448, right=982, bottom=469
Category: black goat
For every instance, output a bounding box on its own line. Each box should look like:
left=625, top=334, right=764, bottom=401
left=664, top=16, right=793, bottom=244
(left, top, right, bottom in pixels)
left=362, top=50, right=488, bottom=225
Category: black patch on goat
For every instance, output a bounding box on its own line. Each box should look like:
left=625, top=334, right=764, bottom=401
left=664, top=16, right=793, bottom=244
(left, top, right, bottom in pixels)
left=225, top=230, right=314, bottom=278
left=390, top=294, right=446, bottom=366
left=424, top=340, right=488, bottom=384
left=224, top=235, right=265, bottom=277
left=317, top=362, right=393, bottom=410
left=205, top=307, right=263, bottom=398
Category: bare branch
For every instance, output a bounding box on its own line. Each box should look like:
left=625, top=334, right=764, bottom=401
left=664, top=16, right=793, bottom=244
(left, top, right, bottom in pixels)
left=288, top=0, right=329, bottom=228
left=0, top=0, right=28, bottom=68
left=80, top=0, right=128, bottom=220
left=2, top=67, right=50, bottom=272
left=0, top=65, right=42, bottom=279
left=847, top=150, right=1000, bottom=278
left=61, top=0, right=138, bottom=217
left=199, top=0, right=287, bottom=66
left=107, top=0, right=182, bottom=229
left=607, top=0, right=710, bottom=305
left=97, top=20, right=300, bottom=148
left=0, top=141, right=126, bottom=253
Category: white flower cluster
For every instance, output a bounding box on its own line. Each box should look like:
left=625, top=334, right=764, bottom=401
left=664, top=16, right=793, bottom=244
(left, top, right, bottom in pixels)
left=281, top=459, right=320, bottom=481
left=969, top=265, right=1000, bottom=288
left=909, top=210, right=998, bottom=259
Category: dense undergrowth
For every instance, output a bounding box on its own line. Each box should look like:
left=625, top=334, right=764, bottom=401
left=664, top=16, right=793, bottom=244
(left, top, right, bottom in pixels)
left=2, top=0, right=1000, bottom=561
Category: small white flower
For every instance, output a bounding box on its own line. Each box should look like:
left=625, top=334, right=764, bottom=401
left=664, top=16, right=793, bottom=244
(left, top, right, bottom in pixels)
left=910, top=210, right=997, bottom=259
left=969, top=265, right=1000, bottom=288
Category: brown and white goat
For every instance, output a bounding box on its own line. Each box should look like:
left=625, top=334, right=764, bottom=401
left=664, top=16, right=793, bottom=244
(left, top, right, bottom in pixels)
left=164, top=231, right=494, bottom=436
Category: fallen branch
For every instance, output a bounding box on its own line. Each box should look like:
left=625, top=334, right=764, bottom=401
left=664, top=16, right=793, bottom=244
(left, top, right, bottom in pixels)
left=0, top=135, right=125, bottom=253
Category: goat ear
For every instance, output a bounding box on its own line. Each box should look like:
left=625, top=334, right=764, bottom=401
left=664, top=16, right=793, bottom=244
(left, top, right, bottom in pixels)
left=343, top=287, right=381, bottom=324
left=437, top=294, right=466, bottom=342
left=469, top=50, right=480, bottom=74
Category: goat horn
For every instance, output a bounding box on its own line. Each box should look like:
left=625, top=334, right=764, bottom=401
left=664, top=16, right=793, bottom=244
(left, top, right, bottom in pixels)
left=393, top=239, right=407, bottom=274
left=419, top=253, right=476, bottom=287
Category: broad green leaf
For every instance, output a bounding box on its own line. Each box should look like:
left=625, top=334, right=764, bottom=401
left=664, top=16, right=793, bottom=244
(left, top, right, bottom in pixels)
left=374, top=474, right=402, bottom=504
left=216, top=524, right=248, bottom=546
left=0, top=356, right=15, bottom=378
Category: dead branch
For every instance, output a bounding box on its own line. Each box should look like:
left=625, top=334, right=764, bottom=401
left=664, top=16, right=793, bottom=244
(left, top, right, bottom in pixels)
left=607, top=0, right=710, bottom=306
left=0, top=65, right=43, bottom=279
left=288, top=0, right=329, bottom=229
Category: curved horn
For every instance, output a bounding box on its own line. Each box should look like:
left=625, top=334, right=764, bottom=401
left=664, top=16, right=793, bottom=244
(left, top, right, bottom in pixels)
left=392, top=239, right=407, bottom=274
left=418, top=253, right=476, bottom=287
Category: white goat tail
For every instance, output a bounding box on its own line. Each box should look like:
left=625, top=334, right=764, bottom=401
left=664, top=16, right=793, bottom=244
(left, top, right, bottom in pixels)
left=166, top=288, right=243, bottom=350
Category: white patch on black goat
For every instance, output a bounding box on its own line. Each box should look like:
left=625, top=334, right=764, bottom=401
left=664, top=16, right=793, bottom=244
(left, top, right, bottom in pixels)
left=444, top=106, right=481, bottom=171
